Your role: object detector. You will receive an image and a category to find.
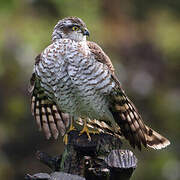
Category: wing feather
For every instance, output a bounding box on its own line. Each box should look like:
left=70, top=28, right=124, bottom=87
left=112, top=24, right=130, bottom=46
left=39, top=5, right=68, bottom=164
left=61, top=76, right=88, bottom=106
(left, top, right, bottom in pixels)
left=29, top=55, right=70, bottom=139
left=88, top=41, right=170, bottom=150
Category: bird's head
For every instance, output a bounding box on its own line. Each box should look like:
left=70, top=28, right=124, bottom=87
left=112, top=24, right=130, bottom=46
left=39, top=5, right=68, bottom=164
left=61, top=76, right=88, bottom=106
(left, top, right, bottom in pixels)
left=52, top=17, right=89, bottom=42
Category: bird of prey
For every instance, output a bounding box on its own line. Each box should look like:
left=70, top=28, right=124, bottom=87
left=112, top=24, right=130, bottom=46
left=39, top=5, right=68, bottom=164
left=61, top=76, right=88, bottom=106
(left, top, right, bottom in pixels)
left=28, top=16, right=170, bottom=150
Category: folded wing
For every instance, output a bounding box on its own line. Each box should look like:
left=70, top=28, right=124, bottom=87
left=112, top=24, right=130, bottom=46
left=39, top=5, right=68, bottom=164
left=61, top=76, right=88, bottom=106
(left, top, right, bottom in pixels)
left=28, top=56, right=70, bottom=139
left=88, top=41, right=170, bottom=150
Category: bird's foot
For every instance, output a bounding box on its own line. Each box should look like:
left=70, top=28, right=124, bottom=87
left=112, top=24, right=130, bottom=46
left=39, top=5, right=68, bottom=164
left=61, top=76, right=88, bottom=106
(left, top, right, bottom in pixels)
left=79, top=124, right=99, bottom=141
left=63, top=134, right=68, bottom=145
left=63, top=123, right=76, bottom=145
left=69, top=122, right=76, bottom=132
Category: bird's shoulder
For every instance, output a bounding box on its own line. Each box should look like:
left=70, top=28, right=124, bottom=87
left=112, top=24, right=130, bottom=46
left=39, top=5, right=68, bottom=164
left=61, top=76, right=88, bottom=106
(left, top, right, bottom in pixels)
left=87, top=41, right=115, bottom=74
left=87, top=41, right=121, bottom=87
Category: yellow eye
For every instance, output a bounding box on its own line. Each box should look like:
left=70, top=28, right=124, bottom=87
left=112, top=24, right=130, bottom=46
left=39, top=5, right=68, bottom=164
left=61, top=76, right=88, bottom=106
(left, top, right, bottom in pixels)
left=72, top=26, right=79, bottom=31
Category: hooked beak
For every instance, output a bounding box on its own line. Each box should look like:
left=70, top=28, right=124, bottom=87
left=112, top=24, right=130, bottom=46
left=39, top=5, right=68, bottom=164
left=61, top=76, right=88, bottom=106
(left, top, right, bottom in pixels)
left=83, top=28, right=90, bottom=36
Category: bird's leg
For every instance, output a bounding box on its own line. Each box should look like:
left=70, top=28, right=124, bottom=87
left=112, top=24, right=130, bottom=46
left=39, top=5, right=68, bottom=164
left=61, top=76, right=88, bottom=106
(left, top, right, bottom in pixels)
left=79, top=118, right=99, bottom=141
left=69, top=117, right=76, bottom=131
left=63, top=116, right=76, bottom=145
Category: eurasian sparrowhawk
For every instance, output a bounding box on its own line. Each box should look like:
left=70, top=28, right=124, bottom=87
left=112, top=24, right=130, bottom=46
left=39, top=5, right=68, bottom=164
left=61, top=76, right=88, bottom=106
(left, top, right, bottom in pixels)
left=29, top=17, right=170, bottom=150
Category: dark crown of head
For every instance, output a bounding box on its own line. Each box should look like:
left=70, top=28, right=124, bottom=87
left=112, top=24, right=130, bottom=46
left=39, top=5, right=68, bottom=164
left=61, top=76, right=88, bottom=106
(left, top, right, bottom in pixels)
left=55, top=16, right=86, bottom=29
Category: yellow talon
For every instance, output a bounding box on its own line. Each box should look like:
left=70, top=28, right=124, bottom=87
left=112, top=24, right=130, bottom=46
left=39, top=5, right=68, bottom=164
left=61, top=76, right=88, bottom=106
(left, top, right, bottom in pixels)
left=79, top=119, right=99, bottom=141
left=79, top=124, right=91, bottom=141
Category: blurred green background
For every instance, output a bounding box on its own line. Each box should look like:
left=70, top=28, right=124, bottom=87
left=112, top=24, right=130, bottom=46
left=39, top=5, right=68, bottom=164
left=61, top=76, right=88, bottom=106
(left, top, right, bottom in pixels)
left=0, top=0, right=179, bottom=179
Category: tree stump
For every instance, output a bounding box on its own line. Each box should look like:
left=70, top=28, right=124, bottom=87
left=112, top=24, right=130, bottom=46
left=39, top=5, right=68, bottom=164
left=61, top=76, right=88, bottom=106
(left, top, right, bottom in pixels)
left=25, top=131, right=137, bottom=180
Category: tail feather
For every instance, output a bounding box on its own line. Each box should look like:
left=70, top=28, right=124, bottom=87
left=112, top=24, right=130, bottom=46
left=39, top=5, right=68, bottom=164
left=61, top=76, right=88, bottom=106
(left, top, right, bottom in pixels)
left=109, top=89, right=170, bottom=150
left=145, top=125, right=170, bottom=149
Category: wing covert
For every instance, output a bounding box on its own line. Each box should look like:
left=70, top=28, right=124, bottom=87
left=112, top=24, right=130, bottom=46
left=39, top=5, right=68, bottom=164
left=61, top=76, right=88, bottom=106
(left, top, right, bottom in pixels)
left=28, top=55, right=70, bottom=139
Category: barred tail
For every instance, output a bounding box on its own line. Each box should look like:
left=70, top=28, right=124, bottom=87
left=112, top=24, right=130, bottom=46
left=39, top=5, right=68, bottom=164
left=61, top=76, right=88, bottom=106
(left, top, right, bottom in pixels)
left=145, top=125, right=170, bottom=149
left=109, top=89, right=170, bottom=150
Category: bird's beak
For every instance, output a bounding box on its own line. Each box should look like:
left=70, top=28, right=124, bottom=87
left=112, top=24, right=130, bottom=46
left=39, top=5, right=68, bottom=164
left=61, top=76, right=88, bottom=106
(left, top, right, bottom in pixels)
left=83, top=28, right=90, bottom=36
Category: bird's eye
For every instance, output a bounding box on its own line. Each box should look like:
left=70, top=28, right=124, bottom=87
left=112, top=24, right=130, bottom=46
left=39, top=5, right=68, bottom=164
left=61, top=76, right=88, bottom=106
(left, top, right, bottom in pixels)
left=72, top=26, right=79, bottom=31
